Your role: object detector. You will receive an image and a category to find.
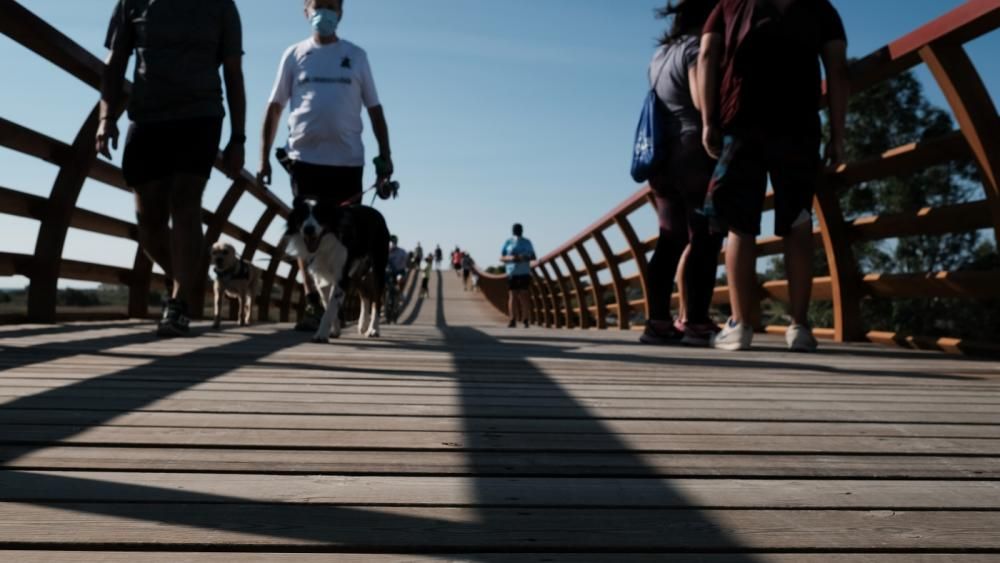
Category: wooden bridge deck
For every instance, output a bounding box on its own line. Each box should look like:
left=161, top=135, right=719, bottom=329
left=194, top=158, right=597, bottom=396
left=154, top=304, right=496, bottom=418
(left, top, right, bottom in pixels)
left=0, top=272, right=998, bottom=561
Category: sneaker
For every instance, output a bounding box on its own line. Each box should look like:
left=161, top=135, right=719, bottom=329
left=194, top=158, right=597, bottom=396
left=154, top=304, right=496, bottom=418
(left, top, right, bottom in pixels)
left=507, top=319, right=516, bottom=328
left=681, top=321, right=722, bottom=348
left=639, top=320, right=683, bottom=345
left=711, top=318, right=752, bottom=351
left=156, top=299, right=191, bottom=338
left=523, top=320, right=530, bottom=328
left=295, top=303, right=325, bottom=332
left=786, top=323, right=819, bottom=352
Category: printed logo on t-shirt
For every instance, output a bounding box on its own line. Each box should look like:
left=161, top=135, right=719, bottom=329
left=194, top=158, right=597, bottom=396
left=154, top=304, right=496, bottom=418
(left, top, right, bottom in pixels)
left=341, top=57, right=351, bottom=69
left=297, top=71, right=352, bottom=86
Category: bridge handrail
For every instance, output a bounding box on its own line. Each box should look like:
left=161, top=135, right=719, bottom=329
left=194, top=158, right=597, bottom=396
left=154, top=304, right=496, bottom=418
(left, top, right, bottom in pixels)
left=0, top=0, right=304, bottom=323
left=478, top=0, right=1000, bottom=355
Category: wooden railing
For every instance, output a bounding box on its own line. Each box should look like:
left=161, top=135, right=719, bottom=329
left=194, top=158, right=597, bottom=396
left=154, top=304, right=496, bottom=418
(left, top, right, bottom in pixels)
left=478, top=0, right=1000, bottom=355
left=0, top=0, right=306, bottom=323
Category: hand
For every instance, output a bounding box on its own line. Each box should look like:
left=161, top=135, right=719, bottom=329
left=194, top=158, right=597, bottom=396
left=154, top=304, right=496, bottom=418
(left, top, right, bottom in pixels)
left=702, top=123, right=722, bottom=160
left=222, top=137, right=245, bottom=180
left=96, top=119, right=119, bottom=159
left=257, top=159, right=272, bottom=186
left=376, top=154, right=394, bottom=183
left=824, top=137, right=846, bottom=171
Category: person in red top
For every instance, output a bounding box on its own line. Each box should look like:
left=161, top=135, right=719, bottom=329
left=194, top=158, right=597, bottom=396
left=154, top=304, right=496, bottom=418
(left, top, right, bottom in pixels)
left=698, top=0, right=849, bottom=352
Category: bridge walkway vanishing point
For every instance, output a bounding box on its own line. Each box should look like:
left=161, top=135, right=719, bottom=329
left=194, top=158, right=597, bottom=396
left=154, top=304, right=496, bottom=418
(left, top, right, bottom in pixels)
left=0, top=272, right=999, bottom=560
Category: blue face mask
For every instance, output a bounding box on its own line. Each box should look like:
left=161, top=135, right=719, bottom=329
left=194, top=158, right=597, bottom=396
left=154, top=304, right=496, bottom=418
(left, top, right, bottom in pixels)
left=310, top=8, right=340, bottom=37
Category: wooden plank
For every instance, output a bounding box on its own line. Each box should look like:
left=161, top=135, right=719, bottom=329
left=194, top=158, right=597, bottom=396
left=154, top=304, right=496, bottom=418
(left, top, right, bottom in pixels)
left=851, top=200, right=992, bottom=241
left=3, top=472, right=999, bottom=509
left=1, top=410, right=997, bottom=438
left=833, top=131, right=969, bottom=187
left=1, top=425, right=998, bottom=454
left=0, top=503, right=999, bottom=550
left=1, top=555, right=997, bottom=563
left=5, top=447, right=999, bottom=479
left=864, top=271, right=1000, bottom=299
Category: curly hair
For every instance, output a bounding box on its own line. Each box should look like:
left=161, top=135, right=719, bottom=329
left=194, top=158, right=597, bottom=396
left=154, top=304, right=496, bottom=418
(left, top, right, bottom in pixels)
left=656, top=0, right=720, bottom=46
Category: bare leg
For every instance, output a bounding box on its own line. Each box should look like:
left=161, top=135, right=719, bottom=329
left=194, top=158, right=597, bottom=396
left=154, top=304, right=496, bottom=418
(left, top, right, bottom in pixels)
left=134, top=181, right=173, bottom=280
left=675, top=244, right=691, bottom=324
left=167, top=174, right=207, bottom=307
left=725, top=230, right=757, bottom=325
left=517, top=290, right=532, bottom=324
left=508, top=290, right=518, bottom=322
left=784, top=220, right=814, bottom=326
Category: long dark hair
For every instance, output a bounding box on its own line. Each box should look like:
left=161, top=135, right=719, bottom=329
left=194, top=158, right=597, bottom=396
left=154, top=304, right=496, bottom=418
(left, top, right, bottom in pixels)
left=657, top=0, right=720, bottom=46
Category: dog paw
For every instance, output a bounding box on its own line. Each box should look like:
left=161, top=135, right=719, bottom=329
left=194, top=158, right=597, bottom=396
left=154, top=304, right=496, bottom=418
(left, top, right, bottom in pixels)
left=365, top=328, right=380, bottom=339
left=311, top=333, right=328, bottom=344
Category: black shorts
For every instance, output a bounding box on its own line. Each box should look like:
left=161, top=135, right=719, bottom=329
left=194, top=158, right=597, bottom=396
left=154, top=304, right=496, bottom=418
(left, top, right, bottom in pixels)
left=706, top=131, right=820, bottom=237
left=508, top=275, right=532, bottom=291
left=290, top=161, right=363, bottom=206
left=122, top=117, right=223, bottom=187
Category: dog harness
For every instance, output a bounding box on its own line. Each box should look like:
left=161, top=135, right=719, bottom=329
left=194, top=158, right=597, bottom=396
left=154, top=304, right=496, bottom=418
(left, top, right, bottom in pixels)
left=215, top=261, right=252, bottom=282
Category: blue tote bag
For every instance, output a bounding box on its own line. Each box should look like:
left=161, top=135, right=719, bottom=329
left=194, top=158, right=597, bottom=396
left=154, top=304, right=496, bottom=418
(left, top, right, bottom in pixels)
left=630, top=56, right=671, bottom=183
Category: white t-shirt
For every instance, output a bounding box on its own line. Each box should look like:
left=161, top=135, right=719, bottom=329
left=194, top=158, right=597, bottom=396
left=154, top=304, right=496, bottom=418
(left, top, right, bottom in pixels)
left=268, top=38, right=380, bottom=167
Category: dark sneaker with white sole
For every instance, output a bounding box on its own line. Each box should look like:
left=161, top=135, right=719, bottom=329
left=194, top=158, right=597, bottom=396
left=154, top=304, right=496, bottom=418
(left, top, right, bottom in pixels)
left=295, top=303, right=325, bottom=332
left=639, top=320, right=683, bottom=345
left=156, top=299, right=191, bottom=338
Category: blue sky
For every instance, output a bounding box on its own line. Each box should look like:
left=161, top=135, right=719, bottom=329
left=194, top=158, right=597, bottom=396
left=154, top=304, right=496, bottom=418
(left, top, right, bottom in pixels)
left=1, top=0, right=997, bottom=289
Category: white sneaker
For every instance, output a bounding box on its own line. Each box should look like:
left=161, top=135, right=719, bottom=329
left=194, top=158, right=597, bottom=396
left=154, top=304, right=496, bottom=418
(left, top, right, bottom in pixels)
left=786, top=324, right=818, bottom=352
left=711, top=318, right=753, bottom=351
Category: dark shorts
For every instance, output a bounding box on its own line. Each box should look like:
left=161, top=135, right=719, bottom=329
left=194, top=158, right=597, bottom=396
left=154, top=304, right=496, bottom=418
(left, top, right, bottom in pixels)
left=508, top=275, right=532, bottom=291
left=122, top=117, right=223, bottom=187
left=420, top=277, right=430, bottom=290
left=706, top=131, right=820, bottom=237
left=290, top=161, right=364, bottom=206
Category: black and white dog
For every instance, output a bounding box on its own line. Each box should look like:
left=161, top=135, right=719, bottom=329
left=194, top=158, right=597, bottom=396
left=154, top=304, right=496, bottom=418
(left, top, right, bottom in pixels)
left=286, top=197, right=390, bottom=342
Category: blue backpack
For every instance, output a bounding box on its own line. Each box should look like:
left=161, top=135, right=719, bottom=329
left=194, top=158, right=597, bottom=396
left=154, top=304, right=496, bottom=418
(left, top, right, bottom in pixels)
left=630, top=55, right=671, bottom=183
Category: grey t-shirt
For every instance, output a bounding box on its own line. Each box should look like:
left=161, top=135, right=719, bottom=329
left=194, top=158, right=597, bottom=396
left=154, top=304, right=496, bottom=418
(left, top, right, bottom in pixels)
left=649, top=35, right=701, bottom=137
left=105, top=0, right=243, bottom=123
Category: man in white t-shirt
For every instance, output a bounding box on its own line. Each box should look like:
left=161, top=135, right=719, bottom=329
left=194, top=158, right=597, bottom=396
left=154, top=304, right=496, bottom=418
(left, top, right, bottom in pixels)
left=258, top=0, right=394, bottom=331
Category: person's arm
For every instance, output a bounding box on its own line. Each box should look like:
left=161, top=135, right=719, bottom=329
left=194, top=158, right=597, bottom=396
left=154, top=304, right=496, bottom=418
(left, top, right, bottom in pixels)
left=222, top=55, right=246, bottom=179
left=821, top=39, right=849, bottom=170
left=698, top=32, right=724, bottom=159
left=97, top=48, right=130, bottom=159
left=688, top=65, right=701, bottom=112
left=97, top=3, right=133, bottom=159
left=258, top=102, right=284, bottom=185
left=367, top=105, right=393, bottom=180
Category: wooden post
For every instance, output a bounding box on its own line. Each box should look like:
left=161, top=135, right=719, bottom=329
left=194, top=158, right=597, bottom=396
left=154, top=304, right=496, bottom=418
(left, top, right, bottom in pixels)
left=593, top=230, right=629, bottom=330
left=920, top=42, right=1000, bottom=245
left=560, top=251, right=590, bottom=329
left=27, top=104, right=101, bottom=323
left=548, top=259, right=576, bottom=328
left=575, top=241, right=607, bottom=329
left=615, top=213, right=651, bottom=323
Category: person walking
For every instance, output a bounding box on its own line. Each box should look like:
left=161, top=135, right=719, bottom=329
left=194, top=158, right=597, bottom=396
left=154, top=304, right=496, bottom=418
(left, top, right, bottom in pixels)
left=257, top=0, right=394, bottom=332
left=434, top=245, right=443, bottom=271
left=501, top=224, right=536, bottom=328
left=461, top=252, right=475, bottom=291
left=639, top=0, right=725, bottom=347
left=698, top=0, right=849, bottom=351
left=97, top=0, right=247, bottom=337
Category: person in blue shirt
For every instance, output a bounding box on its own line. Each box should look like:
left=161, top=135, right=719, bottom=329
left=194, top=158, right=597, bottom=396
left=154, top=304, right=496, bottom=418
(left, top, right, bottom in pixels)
left=500, top=223, right=536, bottom=328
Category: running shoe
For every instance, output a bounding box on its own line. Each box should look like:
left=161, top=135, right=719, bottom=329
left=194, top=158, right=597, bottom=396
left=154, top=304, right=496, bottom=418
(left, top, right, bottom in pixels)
left=681, top=321, right=722, bottom=348
left=786, top=323, right=819, bottom=352
left=295, top=303, right=325, bottom=332
left=156, top=299, right=191, bottom=338
left=711, top=318, right=753, bottom=351
left=639, top=320, right=683, bottom=345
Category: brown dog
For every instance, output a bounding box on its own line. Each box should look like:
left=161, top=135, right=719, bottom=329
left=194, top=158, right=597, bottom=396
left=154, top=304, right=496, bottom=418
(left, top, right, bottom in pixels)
left=210, top=242, right=262, bottom=329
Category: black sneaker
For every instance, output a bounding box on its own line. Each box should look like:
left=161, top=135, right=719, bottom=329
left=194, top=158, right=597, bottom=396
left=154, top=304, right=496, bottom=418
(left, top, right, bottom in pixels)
left=639, top=320, right=682, bottom=345
left=156, top=299, right=191, bottom=338
left=295, top=303, right=325, bottom=332
left=523, top=320, right=530, bottom=328
left=507, top=320, right=516, bottom=328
